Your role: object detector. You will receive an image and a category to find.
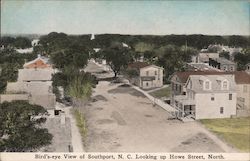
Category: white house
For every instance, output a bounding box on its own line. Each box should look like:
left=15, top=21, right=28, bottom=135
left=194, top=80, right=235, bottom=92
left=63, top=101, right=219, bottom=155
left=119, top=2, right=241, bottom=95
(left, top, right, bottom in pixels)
left=172, top=74, right=237, bottom=119
left=128, top=62, right=164, bottom=89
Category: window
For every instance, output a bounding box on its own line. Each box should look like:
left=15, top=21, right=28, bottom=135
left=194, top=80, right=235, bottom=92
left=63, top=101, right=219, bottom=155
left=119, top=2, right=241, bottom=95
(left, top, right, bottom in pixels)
left=146, top=71, right=149, bottom=76
left=205, top=81, right=210, bottom=90
left=146, top=82, right=149, bottom=86
left=222, top=81, right=228, bottom=90
left=211, top=97, right=214, bottom=101
left=155, top=71, right=157, bottom=75
left=220, top=107, right=224, bottom=114
left=190, top=80, right=192, bottom=89
left=243, top=85, right=247, bottom=93
left=229, top=94, right=232, bottom=100
left=223, top=66, right=227, bottom=71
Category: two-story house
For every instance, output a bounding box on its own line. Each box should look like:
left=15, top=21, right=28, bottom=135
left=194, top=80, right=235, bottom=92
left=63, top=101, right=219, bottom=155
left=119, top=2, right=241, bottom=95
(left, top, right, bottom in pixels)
left=173, top=74, right=236, bottom=119
left=127, top=62, right=164, bottom=89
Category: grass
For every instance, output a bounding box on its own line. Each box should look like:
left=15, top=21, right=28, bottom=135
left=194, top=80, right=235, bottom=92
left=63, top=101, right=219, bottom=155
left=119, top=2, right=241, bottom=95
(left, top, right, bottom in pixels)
left=200, top=117, right=250, bottom=152
left=149, top=86, right=171, bottom=98
left=72, top=109, right=87, bottom=143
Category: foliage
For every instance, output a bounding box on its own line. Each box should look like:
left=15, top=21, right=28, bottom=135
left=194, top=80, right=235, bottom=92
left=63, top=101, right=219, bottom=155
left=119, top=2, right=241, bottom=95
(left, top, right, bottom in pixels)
left=125, top=68, right=139, bottom=78
left=200, top=117, right=250, bottom=152
left=234, top=48, right=250, bottom=70
left=0, top=101, right=52, bottom=152
left=67, top=77, right=92, bottom=100
left=0, top=49, right=37, bottom=93
left=219, top=51, right=230, bottom=60
left=134, top=42, right=155, bottom=53
left=0, top=36, right=31, bottom=49
left=155, top=45, right=198, bottom=79
left=149, top=86, right=171, bottom=98
left=99, top=42, right=134, bottom=77
left=72, top=109, right=87, bottom=142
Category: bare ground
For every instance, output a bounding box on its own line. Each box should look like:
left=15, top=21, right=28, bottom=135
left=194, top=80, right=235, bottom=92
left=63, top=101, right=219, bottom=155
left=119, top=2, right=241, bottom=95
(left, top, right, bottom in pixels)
left=78, top=81, right=226, bottom=152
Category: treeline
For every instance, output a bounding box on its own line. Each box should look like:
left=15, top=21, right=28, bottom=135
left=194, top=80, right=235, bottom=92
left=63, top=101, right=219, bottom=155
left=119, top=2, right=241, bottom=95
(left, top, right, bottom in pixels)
left=0, top=37, right=32, bottom=49
left=91, top=34, right=250, bottom=49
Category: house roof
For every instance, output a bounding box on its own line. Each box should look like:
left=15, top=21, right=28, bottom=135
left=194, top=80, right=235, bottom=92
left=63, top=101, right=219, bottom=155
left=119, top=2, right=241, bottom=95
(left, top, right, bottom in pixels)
left=233, top=71, right=250, bottom=84
left=211, top=57, right=235, bottom=65
left=173, top=71, right=229, bottom=83
left=128, top=62, right=150, bottom=69
left=128, top=62, right=163, bottom=70
left=173, top=71, right=250, bottom=84
left=187, top=74, right=236, bottom=93
left=23, top=55, right=51, bottom=68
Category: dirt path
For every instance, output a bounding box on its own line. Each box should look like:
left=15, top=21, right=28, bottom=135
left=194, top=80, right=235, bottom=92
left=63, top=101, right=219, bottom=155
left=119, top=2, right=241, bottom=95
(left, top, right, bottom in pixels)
left=78, top=81, right=233, bottom=152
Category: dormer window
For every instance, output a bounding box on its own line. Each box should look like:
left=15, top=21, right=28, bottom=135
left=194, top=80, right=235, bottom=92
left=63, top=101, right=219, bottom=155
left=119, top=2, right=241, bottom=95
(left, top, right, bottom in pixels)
left=222, top=80, right=229, bottom=90
left=204, top=81, right=210, bottom=90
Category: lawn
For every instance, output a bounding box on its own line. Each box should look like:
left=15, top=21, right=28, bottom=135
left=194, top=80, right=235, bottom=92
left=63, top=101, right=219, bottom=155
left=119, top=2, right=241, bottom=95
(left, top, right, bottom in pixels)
left=200, top=117, right=250, bottom=152
left=149, top=86, right=171, bottom=98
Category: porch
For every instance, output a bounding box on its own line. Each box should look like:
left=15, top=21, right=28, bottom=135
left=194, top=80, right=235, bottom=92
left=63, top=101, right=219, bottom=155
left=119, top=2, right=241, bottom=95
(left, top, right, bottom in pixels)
left=173, top=95, right=196, bottom=120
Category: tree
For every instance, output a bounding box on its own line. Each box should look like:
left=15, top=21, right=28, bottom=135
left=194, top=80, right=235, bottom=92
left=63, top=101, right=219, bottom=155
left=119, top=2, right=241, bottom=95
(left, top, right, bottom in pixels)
left=156, top=45, right=185, bottom=79
left=0, top=101, right=52, bottom=152
left=100, top=42, right=133, bottom=78
left=13, top=37, right=32, bottom=49
left=234, top=48, right=250, bottom=70
left=219, top=51, right=230, bottom=60
left=50, top=47, right=89, bottom=69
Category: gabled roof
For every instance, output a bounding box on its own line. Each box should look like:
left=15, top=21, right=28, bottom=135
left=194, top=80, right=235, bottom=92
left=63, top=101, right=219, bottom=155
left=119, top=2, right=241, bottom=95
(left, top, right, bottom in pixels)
left=172, top=71, right=250, bottom=84
left=128, top=62, right=163, bottom=70
left=128, top=62, right=150, bottom=69
left=173, top=71, right=231, bottom=83
left=23, top=55, right=51, bottom=68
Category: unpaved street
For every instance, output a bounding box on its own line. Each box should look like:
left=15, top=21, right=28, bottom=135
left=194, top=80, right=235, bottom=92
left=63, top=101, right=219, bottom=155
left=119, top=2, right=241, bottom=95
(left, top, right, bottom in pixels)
left=80, top=60, right=235, bottom=152
left=79, top=81, right=231, bottom=152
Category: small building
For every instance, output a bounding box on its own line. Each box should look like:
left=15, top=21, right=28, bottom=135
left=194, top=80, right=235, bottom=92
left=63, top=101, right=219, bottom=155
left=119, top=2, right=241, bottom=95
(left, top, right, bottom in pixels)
left=197, top=52, right=219, bottom=63
left=23, top=55, right=52, bottom=69
left=127, top=62, right=164, bottom=89
left=15, top=48, right=33, bottom=54
left=186, top=63, right=222, bottom=72
left=172, top=74, right=236, bottom=119
left=209, top=57, right=236, bottom=72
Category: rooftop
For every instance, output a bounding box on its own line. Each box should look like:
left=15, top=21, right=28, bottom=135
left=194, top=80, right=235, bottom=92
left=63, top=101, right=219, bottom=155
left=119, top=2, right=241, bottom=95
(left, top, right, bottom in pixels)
left=173, top=71, right=250, bottom=84
left=212, top=57, right=235, bottom=65
left=128, top=62, right=150, bottom=69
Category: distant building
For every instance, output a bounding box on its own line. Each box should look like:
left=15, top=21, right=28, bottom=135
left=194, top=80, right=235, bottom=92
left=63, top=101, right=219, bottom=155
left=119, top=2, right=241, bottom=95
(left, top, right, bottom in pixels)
left=186, top=63, right=222, bottom=72
left=172, top=73, right=236, bottom=119
left=209, top=57, right=236, bottom=72
left=32, top=39, right=39, bottom=46
left=128, top=62, right=164, bottom=89
left=0, top=56, right=56, bottom=109
left=90, top=34, right=95, bottom=40
left=15, top=47, right=33, bottom=54
left=23, top=55, right=52, bottom=69
left=197, top=52, right=219, bottom=63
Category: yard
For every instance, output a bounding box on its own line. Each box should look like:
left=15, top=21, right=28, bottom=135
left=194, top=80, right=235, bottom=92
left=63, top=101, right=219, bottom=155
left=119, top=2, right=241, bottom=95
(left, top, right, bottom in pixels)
left=200, top=117, right=250, bottom=152
left=149, top=86, right=171, bottom=98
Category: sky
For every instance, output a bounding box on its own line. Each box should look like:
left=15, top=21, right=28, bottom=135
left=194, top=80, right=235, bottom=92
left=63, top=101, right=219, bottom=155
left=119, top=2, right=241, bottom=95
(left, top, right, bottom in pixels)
left=1, top=0, right=250, bottom=35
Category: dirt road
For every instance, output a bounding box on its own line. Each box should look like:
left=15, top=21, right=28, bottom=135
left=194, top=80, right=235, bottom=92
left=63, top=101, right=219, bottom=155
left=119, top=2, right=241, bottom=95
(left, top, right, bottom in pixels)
left=79, top=81, right=231, bottom=152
